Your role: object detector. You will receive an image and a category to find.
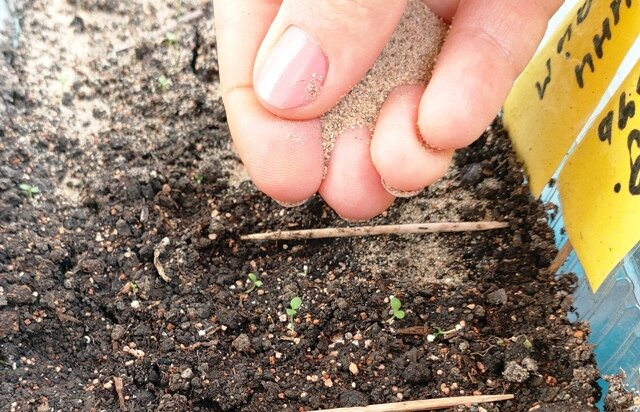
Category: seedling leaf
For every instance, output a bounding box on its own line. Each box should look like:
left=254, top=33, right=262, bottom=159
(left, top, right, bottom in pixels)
left=165, top=31, right=178, bottom=43
left=286, top=308, right=296, bottom=317
left=394, top=310, right=405, bottom=319
left=248, top=273, right=257, bottom=282
left=254, top=280, right=263, bottom=287
left=18, top=183, right=31, bottom=191
left=290, top=297, right=302, bottom=310
left=390, top=296, right=402, bottom=311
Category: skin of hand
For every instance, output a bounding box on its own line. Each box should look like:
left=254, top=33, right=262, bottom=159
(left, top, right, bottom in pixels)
left=213, top=0, right=563, bottom=221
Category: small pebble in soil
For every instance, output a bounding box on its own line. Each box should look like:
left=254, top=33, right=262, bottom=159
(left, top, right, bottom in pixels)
left=487, top=288, right=508, bottom=305
left=180, top=368, right=193, bottom=380
left=503, top=361, right=530, bottom=383
left=522, top=357, right=539, bottom=372
left=232, top=333, right=252, bottom=352
left=461, top=163, right=483, bottom=185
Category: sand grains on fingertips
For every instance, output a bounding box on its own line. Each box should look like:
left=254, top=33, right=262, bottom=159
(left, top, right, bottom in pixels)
left=320, top=0, right=448, bottom=161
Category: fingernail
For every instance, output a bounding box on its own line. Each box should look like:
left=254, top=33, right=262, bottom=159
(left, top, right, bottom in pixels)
left=338, top=215, right=368, bottom=223
left=275, top=198, right=308, bottom=208
left=381, top=179, right=423, bottom=198
left=255, top=26, right=328, bottom=110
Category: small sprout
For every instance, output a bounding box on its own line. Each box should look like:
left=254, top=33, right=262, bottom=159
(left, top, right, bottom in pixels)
left=130, top=281, right=139, bottom=295
left=157, top=75, right=171, bottom=92
left=286, top=296, right=302, bottom=330
left=18, top=183, right=40, bottom=199
left=496, top=338, right=505, bottom=346
left=388, top=295, right=405, bottom=320
left=298, top=265, right=309, bottom=277
left=163, top=31, right=178, bottom=46
left=56, top=74, right=68, bottom=87
left=192, top=174, right=204, bottom=184
left=427, top=327, right=446, bottom=343
left=523, top=337, right=533, bottom=349
left=245, top=273, right=263, bottom=294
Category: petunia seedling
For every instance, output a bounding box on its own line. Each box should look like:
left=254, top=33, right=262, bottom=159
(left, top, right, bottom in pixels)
left=157, top=75, right=171, bottom=92
left=163, top=31, right=178, bottom=46
left=286, top=296, right=302, bottom=330
left=18, top=183, right=40, bottom=199
left=427, top=327, right=445, bottom=342
left=245, top=273, right=263, bottom=294
left=389, top=295, right=405, bottom=320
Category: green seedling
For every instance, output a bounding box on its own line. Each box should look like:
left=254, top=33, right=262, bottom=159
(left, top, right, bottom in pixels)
left=286, top=296, right=302, bottom=330
left=130, top=281, right=139, bottom=295
left=427, top=327, right=445, bottom=342
left=163, top=31, right=179, bottom=46
left=157, top=75, right=171, bottom=92
left=388, top=295, right=405, bottom=320
left=192, top=174, right=204, bottom=184
left=18, top=183, right=40, bottom=199
left=245, top=273, right=263, bottom=294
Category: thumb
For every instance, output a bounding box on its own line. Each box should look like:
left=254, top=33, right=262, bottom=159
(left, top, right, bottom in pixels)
left=253, top=0, right=407, bottom=119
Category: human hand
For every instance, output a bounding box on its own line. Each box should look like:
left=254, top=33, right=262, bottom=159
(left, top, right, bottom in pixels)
left=213, top=0, right=562, bottom=220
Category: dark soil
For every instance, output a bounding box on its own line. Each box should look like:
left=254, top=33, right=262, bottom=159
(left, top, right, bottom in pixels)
left=0, top=1, right=622, bottom=411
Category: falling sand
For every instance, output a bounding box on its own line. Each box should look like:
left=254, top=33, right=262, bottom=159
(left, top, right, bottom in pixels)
left=320, top=0, right=448, bottom=161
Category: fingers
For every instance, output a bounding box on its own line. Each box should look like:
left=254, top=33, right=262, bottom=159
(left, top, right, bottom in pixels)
left=214, top=0, right=281, bottom=96
left=215, top=0, right=324, bottom=204
left=422, top=0, right=460, bottom=22
left=319, top=127, right=395, bottom=221
left=225, top=91, right=324, bottom=204
left=371, top=85, right=453, bottom=195
left=253, top=0, right=408, bottom=119
left=418, top=0, right=563, bottom=150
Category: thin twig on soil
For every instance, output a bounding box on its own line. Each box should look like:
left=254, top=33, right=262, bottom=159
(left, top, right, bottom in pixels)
left=395, top=326, right=427, bottom=336
left=55, top=309, right=81, bottom=324
left=309, top=394, right=514, bottom=412
left=548, top=240, right=573, bottom=274
left=241, top=221, right=509, bottom=241
left=113, top=376, right=126, bottom=411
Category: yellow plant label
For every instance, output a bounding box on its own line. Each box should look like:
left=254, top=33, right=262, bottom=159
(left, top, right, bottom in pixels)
left=503, top=0, right=639, bottom=196
left=558, top=64, right=640, bottom=291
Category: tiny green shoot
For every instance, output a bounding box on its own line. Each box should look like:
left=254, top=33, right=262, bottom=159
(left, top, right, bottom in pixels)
left=388, top=295, right=405, bottom=320
left=245, top=273, right=263, bottom=294
left=427, top=327, right=445, bottom=342
left=18, top=183, right=40, bottom=199
left=163, top=31, right=179, bottom=46
left=130, top=281, right=139, bottom=295
left=192, top=174, right=204, bottom=184
left=157, top=75, right=171, bottom=92
left=286, top=296, right=302, bottom=330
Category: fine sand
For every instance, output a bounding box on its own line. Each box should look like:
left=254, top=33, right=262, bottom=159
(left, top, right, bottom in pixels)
left=320, top=0, right=448, bottom=160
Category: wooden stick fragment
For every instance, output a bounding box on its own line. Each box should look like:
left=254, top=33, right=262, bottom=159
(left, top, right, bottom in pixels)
left=310, top=394, right=514, bottom=412
left=113, top=376, right=126, bottom=411
left=241, top=221, right=509, bottom=241
left=548, top=240, right=573, bottom=274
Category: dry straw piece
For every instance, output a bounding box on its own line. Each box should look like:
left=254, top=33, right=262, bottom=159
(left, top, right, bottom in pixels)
left=320, top=0, right=447, bottom=160
left=310, top=394, right=515, bottom=412
left=241, top=221, right=509, bottom=241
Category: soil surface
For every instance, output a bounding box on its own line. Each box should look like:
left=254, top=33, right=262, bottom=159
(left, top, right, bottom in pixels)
left=0, top=1, right=629, bottom=411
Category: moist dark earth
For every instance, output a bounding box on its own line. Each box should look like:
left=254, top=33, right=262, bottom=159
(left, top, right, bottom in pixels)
left=0, top=1, right=634, bottom=411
